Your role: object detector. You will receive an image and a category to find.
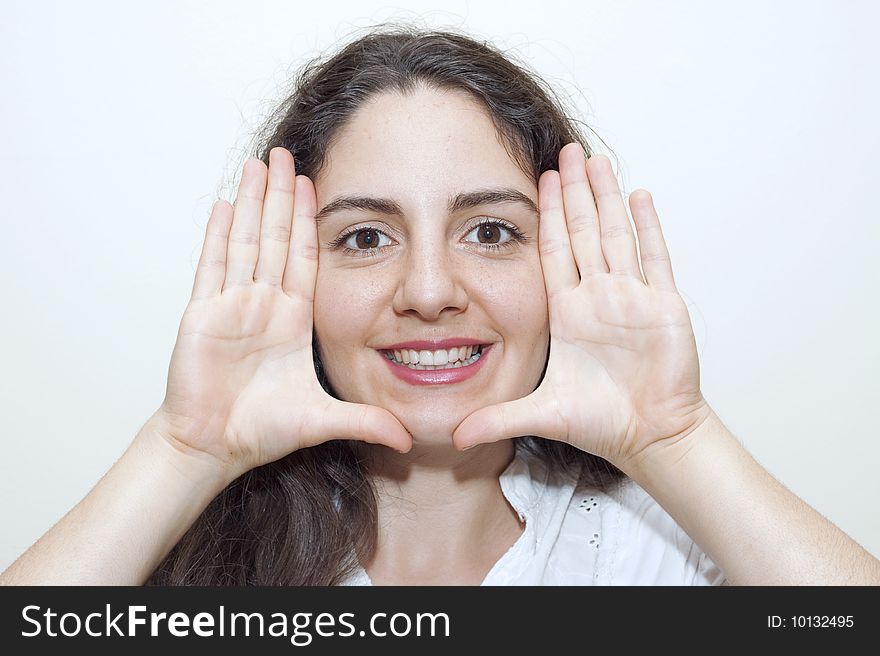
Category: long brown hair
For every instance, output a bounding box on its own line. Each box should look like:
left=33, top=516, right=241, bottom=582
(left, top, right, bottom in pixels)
left=147, top=24, right=627, bottom=586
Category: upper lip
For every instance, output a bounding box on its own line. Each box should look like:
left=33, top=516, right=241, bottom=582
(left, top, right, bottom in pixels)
left=376, top=337, right=492, bottom=351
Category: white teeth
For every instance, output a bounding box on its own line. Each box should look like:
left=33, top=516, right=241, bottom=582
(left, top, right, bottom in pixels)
left=407, top=347, right=476, bottom=365
left=385, top=345, right=485, bottom=370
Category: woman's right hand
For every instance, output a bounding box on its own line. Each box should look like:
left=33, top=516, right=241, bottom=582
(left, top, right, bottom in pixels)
left=155, top=147, right=412, bottom=479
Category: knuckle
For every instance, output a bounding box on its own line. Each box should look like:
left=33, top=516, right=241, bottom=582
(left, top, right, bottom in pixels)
left=352, top=404, right=369, bottom=437
left=640, top=251, right=670, bottom=263
left=538, top=204, right=563, bottom=218
left=262, top=224, right=291, bottom=242
left=296, top=244, right=319, bottom=261
left=228, top=230, right=260, bottom=246
left=497, top=405, right=509, bottom=435
left=539, top=238, right=570, bottom=257
left=601, top=224, right=632, bottom=240
left=268, top=185, right=295, bottom=198
left=257, top=272, right=283, bottom=287
left=566, top=212, right=599, bottom=234
left=578, top=262, right=603, bottom=275
left=234, top=190, right=264, bottom=204
left=561, top=177, right=587, bottom=190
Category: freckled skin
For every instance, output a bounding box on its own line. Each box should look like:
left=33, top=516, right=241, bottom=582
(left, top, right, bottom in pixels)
left=312, top=86, right=550, bottom=444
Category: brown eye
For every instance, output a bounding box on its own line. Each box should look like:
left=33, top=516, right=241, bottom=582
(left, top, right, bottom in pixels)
left=477, top=224, right=501, bottom=244
left=342, top=228, right=391, bottom=251
left=464, top=221, right=518, bottom=248
left=355, top=229, right=379, bottom=248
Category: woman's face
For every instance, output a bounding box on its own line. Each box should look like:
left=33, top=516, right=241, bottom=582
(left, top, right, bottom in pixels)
left=313, top=86, right=549, bottom=444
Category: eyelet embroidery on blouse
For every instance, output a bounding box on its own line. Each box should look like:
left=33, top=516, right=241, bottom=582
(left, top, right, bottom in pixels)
left=577, top=496, right=599, bottom=513
left=576, top=495, right=601, bottom=549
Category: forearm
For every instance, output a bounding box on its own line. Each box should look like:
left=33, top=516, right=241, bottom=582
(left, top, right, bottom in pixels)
left=0, top=414, right=232, bottom=586
left=621, top=410, right=880, bottom=585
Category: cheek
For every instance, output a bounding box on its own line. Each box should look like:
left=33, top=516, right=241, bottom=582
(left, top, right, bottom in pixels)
left=472, top=262, right=549, bottom=396
left=313, top=268, right=387, bottom=356
left=475, top=260, right=548, bottom=337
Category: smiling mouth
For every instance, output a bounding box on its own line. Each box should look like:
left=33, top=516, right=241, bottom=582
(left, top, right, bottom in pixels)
left=381, top=344, right=486, bottom=370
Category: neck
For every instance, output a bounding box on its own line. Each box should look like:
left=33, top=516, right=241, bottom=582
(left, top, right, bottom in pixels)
left=361, top=439, right=524, bottom=585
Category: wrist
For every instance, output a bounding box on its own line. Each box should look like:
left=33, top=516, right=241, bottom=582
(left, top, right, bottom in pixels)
left=136, top=412, right=240, bottom=494
left=616, top=404, right=728, bottom=482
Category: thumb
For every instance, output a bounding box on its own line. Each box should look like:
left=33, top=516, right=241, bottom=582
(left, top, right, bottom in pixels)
left=314, top=399, right=413, bottom=453
left=452, top=392, right=559, bottom=451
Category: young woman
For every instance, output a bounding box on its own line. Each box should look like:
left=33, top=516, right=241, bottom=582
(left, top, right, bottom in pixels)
left=3, top=26, right=878, bottom=586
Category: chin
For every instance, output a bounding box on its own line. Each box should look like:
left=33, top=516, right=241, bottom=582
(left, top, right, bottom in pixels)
left=394, top=411, right=460, bottom=445
left=403, top=422, right=458, bottom=444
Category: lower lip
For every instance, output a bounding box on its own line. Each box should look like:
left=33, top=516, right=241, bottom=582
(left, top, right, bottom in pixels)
left=379, top=345, right=493, bottom=386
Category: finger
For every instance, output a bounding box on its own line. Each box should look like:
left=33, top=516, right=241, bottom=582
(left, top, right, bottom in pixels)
left=586, top=155, right=642, bottom=279
left=452, top=393, right=558, bottom=450
left=224, top=158, right=268, bottom=290
left=537, top=170, right=580, bottom=298
left=191, top=200, right=233, bottom=301
left=629, top=190, right=677, bottom=292
left=254, top=148, right=296, bottom=288
left=558, top=142, right=608, bottom=276
left=312, top=401, right=413, bottom=453
left=283, top=175, right=319, bottom=304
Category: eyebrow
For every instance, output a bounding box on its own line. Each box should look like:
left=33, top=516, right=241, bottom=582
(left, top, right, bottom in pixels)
left=314, top=187, right=539, bottom=223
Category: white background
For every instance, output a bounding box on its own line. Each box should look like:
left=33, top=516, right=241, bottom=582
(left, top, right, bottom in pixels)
left=2, top=0, right=878, bottom=572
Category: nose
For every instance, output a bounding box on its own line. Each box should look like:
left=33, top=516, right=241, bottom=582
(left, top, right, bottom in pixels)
left=391, top=238, right=468, bottom=321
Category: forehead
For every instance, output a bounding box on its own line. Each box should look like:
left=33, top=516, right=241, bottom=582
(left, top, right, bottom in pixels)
left=316, top=87, right=533, bottom=204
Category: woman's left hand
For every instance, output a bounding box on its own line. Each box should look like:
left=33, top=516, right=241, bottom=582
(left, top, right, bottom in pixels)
left=453, top=143, right=713, bottom=471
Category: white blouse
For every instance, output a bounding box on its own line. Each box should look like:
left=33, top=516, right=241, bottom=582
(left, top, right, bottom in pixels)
left=339, top=440, right=728, bottom=586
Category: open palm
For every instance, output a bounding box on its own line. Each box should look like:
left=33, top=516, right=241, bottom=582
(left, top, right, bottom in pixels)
left=159, top=149, right=411, bottom=477
left=453, top=144, right=710, bottom=470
